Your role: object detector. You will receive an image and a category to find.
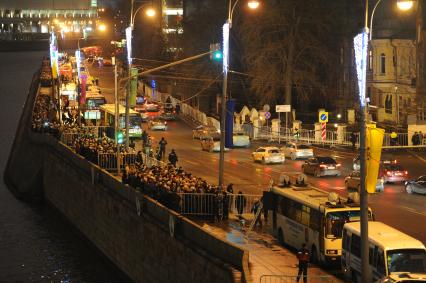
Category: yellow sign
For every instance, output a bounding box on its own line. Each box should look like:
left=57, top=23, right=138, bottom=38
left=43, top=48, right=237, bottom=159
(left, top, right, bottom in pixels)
left=366, top=125, right=385, bottom=193
left=319, top=111, right=328, bottom=123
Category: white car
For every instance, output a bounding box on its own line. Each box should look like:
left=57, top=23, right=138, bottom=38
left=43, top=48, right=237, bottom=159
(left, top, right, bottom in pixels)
left=200, top=137, right=229, bottom=152
left=281, top=142, right=314, bottom=160
left=252, top=147, right=285, bottom=164
left=233, top=132, right=250, bottom=147
left=149, top=120, right=167, bottom=131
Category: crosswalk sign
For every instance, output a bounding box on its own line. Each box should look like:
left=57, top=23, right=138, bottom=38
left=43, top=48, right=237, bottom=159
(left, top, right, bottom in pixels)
left=319, top=111, right=328, bottom=123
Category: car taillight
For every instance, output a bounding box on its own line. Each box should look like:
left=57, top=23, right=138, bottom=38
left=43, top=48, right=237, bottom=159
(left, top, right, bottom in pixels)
left=336, top=163, right=341, bottom=167
left=386, top=171, right=392, bottom=176
left=320, top=164, right=327, bottom=169
left=404, top=171, right=408, bottom=175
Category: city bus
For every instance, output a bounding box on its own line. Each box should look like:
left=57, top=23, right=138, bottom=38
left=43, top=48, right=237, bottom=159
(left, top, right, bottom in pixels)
left=84, top=92, right=106, bottom=122
left=342, top=221, right=426, bottom=283
left=263, top=186, right=373, bottom=265
left=99, top=104, right=142, bottom=139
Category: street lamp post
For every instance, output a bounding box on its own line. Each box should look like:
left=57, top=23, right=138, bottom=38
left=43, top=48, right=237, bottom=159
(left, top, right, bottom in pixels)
left=125, top=0, right=156, bottom=149
left=359, top=1, right=414, bottom=281
left=218, top=0, right=259, bottom=189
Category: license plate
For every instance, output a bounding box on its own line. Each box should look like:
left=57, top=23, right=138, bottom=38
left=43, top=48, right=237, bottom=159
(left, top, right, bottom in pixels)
left=328, top=166, right=335, bottom=169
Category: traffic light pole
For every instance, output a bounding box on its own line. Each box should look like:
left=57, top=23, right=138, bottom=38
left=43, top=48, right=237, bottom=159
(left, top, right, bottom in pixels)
left=114, top=63, right=121, bottom=174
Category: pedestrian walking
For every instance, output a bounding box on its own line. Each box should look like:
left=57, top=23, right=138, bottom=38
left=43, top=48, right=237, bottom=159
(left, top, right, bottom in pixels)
left=350, top=132, right=356, bottom=151
left=235, top=191, right=246, bottom=217
left=294, top=128, right=300, bottom=141
left=419, top=131, right=424, bottom=145
left=296, top=243, right=310, bottom=283
left=168, top=149, right=178, bottom=167
left=175, top=103, right=181, bottom=115
left=251, top=199, right=262, bottom=227
left=159, top=137, right=167, bottom=159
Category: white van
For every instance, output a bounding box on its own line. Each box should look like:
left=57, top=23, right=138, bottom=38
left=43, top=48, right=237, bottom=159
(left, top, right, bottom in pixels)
left=342, top=222, right=426, bottom=283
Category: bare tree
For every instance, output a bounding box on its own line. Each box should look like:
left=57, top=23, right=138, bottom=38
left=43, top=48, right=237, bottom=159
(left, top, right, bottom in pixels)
left=239, top=0, right=343, bottom=106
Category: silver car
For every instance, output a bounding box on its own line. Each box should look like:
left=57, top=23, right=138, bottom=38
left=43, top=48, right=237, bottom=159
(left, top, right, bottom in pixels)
left=302, top=157, right=341, bottom=177
left=345, top=170, right=384, bottom=192
left=405, top=175, right=426, bottom=195
left=281, top=142, right=314, bottom=160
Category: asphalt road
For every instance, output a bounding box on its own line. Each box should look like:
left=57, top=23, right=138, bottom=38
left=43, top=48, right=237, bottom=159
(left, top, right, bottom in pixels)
left=88, top=59, right=426, bottom=244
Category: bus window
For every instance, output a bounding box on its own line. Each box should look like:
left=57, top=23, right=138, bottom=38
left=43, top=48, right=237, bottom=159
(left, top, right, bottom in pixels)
left=351, top=234, right=361, bottom=258
left=377, top=248, right=386, bottom=275
left=325, top=210, right=371, bottom=239
left=387, top=249, right=426, bottom=274
left=309, top=209, right=321, bottom=231
left=301, top=205, right=310, bottom=226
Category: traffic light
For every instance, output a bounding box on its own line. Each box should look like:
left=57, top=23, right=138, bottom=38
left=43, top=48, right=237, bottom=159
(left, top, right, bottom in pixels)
left=117, top=132, right=124, bottom=144
left=365, top=125, right=385, bottom=193
left=210, top=43, right=222, bottom=61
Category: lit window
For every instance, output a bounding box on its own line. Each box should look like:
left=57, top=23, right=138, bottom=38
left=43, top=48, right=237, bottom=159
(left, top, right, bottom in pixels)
left=380, top=53, right=386, bottom=74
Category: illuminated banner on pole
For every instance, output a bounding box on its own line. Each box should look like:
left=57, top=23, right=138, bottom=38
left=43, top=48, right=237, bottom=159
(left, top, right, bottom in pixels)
left=125, top=26, right=132, bottom=66
left=75, top=50, right=81, bottom=79
left=80, top=74, right=88, bottom=105
left=354, top=29, right=368, bottom=107
left=223, top=22, right=230, bottom=74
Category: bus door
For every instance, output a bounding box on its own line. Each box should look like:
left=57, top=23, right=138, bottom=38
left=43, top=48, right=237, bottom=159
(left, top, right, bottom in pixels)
left=262, top=191, right=277, bottom=231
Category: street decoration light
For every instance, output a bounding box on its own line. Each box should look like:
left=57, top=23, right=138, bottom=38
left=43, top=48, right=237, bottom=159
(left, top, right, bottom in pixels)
left=98, top=23, right=107, bottom=32
left=356, top=0, right=414, bottom=282
left=218, top=0, right=259, bottom=188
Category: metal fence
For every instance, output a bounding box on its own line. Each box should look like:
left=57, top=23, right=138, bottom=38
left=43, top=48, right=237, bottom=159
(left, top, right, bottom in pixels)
left=97, top=153, right=138, bottom=171
left=259, top=275, right=336, bottom=283
left=177, top=193, right=262, bottom=217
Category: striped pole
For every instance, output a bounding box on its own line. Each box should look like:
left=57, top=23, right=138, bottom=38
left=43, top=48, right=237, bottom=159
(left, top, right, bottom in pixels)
left=321, top=123, right=326, bottom=141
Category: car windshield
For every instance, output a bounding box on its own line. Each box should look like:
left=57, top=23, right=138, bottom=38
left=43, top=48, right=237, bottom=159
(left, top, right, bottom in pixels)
left=318, top=157, right=336, bottom=164
left=298, top=145, right=311, bottom=149
left=269, top=149, right=280, bottom=154
left=387, top=249, right=426, bottom=274
left=326, top=210, right=373, bottom=239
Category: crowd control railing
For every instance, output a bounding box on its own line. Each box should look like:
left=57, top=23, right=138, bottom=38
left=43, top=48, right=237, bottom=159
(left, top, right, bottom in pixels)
left=259, top=275, right=335, bottom=283
left=97, top=153, right=138, bottom=171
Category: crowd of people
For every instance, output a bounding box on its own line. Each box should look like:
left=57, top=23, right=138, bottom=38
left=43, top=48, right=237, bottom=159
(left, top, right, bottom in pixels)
left=412, top=131, right=425, bottom=146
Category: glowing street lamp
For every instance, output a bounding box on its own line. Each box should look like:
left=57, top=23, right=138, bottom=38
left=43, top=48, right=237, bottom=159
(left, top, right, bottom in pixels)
left=98, top=23, right=107, bottom=32
left=397, top=0, right=414, bottom=11
left=145, top=7, right=156, bottom=17
left=247, top=0, right=260, bottom=9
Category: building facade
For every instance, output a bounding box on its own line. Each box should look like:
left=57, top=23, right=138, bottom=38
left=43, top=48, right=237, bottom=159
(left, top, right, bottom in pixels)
left=367, top=39, right=417, bottom=126
left=0, top=0, right=98, bottom=40
left=159, top=0, right=183, bottom=56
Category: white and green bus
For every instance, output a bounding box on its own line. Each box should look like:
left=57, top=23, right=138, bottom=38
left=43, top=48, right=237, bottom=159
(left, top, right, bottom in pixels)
left=84, top=92, right=106, bottom=122
left=99, top=104, right=142, bottom=139
left=263, top=186, right=373, bottom=265
left=342, top=221, right=426, bottom=283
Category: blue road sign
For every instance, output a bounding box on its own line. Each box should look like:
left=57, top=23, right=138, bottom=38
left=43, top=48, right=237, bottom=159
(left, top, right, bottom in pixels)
left=265, top=111, right=271, bottom=119
left=319, top=111, right=328, bottom=123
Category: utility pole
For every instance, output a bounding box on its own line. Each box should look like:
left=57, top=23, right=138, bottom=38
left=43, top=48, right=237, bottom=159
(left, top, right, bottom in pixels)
left=114, top=61, right=121, bottom=173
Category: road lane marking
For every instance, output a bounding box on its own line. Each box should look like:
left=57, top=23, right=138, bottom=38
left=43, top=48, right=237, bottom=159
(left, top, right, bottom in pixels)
left=408, top=150, right=426, bottom=163
left=398, top=205, right=426, bottom=217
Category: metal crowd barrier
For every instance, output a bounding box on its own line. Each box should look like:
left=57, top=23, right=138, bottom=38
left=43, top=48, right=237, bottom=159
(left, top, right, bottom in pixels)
left=97, top=153, right=138, bottom=171
left=259, top=275, right=335, bottom=283
left=177, top=193, right=263, bottom=217
left=60, top=132, right=79, bottom=147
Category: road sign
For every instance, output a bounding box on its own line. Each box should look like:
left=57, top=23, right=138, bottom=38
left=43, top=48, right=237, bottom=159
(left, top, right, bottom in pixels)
left=263, top=104, right=270, bottom=112
left=276, top=105, right=291, bottom=113
left=321, top=123, right=326, bottom=141
left=264, top=111, right=271, bottom=119
left=319, top=111, right=328, bottom=123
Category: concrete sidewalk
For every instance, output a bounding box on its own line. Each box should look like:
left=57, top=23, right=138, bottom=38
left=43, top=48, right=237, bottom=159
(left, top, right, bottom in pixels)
left=198, top=215, right=343, bottom=283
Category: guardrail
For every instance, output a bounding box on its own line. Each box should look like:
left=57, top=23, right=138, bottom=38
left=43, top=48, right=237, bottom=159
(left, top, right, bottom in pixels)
left=177, top=193, right=263, bottom=217
left=259, top=275, right=335, bottom=283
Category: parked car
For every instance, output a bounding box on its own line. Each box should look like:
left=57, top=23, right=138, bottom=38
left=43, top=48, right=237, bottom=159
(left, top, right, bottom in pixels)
left=379, top=163, right=409, bottom=183
left=302, top=156, right=341, bottom=177
left=252, top=147, right=285, bottom=164
left=200, top=137, right=229, bottom=152
left=281, top=142, right=314, bottom=160
left=233, top=132, right=250, bottom=147
left=148, top=119, right=167, bottom=131
left=405, top=175, right=426, bottom=195
left=345, top=170, right=384, bottom=192
left=193, top=125, right=220, bottom=140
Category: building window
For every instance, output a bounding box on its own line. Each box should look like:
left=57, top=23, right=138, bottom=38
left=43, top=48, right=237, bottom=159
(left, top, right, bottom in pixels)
left=380, top=53, right=386, bottom=74
left=385, top=94, right=392, bottom=114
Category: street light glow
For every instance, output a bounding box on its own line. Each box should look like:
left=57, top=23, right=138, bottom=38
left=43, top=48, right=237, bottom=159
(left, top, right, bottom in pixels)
left=98, top=24, right=107, bottom=32
left=247, top=0, right=260, bottom=9
left=397, top=0, right=414, bottom=11
left=146, top=8, right=156, bottom=17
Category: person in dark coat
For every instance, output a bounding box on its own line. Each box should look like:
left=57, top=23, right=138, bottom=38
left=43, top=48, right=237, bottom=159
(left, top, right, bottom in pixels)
left=168, top=149, right=178, bottom=167
left=226, top=183, right=234, bottom=194
left=159, top=137, right=167, bottom=159
left=222, top=191, right=229, bottom=220
left=235, top=191, right=246, bottom=216
left=296, top=243, right=310, bottom=283
left=350, top=132, right=356, bottom=151
left=175, top=103, right=181, bottom=115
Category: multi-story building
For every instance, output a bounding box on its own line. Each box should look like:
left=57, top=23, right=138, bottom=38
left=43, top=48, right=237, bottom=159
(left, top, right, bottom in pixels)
left=0, top=0, right=99, bottom=40
left=158, top=0, right=183, bottom=56
left=366, top=2, right=416, bottom=127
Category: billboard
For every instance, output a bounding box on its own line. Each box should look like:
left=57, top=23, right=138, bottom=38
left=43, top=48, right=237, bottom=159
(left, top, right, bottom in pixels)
left=0, top=0, right=95, bottom=10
